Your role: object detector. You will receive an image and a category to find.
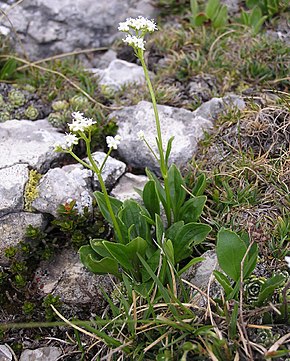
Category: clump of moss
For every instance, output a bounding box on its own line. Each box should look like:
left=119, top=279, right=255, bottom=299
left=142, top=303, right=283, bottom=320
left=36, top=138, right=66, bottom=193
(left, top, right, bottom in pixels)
left=24, top=170, right=42, bottom=211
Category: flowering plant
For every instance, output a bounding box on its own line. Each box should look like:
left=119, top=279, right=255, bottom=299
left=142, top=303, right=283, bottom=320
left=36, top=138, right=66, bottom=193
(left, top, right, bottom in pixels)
left=56, top=17, right=211, bottom=294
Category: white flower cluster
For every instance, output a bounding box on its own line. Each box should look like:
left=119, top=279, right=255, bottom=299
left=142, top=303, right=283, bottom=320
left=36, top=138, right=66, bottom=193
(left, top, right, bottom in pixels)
left=285, top=256, right=290, bottom=269
left=106, top=135, right=122, bottom=150
left=118, top=16, right=158, bottom=51
left=69, top=111, right=96, bottom=133
left=123, top=34, right=146, bottom=50
left=54, top=133, right=78, bottom=151
left=118, top=16, right=157, bottom=33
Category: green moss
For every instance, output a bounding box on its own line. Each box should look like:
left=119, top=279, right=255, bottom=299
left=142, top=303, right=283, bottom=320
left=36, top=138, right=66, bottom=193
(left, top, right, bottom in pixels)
left=24, top=170, right=42, bottom=211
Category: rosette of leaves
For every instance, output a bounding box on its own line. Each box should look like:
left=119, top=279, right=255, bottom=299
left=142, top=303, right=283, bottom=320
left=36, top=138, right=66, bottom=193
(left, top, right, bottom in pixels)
left=244, top=275, right=266, bottom=304
left=51, top=100, right=69, bottom=112
left=69, top=94, right=89, bottom=110
left=0, top=110, right=11, bottom=122
left=79, top=167, right=211, bottom=295
left=24, top=105, right=39, bottom=120
left=48, top=112, right=67, bottom=128
left=8, top=89, right=26, bottom=108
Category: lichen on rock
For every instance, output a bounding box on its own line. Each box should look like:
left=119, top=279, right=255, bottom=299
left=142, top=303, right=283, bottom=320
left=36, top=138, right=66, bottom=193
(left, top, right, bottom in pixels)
left=24, top=169, right=42, bottom=211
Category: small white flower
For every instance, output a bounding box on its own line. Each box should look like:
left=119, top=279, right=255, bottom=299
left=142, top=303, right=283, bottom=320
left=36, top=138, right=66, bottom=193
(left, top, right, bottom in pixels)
left=54, top=133, right=78, bottom=151
left=106, top=135, right=122, bottom=150
left=137, top=130, right=145, bottom=140
left=118, top=16, right=157, bottom=33
left=64, top=133, right=79, bottom=148
left=285, top=256, right=290, bottom=268
left=123, top=34, right=146, bottom=50
left=69, top=112, right=96, bottom=132
left=118, top=21, right=130, bottom=32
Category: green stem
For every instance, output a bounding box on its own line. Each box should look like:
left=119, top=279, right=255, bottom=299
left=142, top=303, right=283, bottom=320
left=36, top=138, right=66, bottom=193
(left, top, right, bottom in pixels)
left=84, top=137, right=124, bottom=243
left=139, top=52, right=172, bottom=226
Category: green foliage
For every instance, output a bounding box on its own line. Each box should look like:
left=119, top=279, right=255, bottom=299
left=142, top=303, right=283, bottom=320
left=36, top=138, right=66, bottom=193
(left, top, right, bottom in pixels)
left=80, top=164, right=211, bottom=292
left=42, top=294, right=62, bottom=321
left=245, top=0, right=288, bottom=16
left=190, top=0, right=228, bottom=28
left=214, top=228, right=258, bottom=299
left=236, top=7, right=267, bottom=34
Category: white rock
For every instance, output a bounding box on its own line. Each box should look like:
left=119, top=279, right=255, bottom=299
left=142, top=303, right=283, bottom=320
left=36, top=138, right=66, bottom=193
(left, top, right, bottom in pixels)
left=111, top=173, right=148, bottom=202
left=111, top=97, right=245, bottom=173
left=32, top=165, right=93, bottom=217
left=0, top=164, right=29, bottom=217
left=88, top=151, right=126, bottom=190
left=0, top=0, right=157, bottom=59
left=0, top=345, right=12, bottom=361
left=0, top=119, right=66, bottom=172
left=34, top=248, right=114, bottom=305
left=0, top=213, right=46, bottom=266
left=19, top=347, right=61, bottom=361
left=92, top=59, right=152, bottom=91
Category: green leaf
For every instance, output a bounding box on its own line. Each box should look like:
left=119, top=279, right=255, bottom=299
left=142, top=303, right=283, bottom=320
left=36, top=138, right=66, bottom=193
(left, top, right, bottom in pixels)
left=212, top=4, right=228, bottom=28
left=118, top=200, right=150, bottom=242
left=168, top=164, right=186, bottom=221
left=166, top=221, right=184, bottom=241
left=163, top=239, right=175, bottom=265
left=90, top=239, right=112, bottom=258
left=190, top=0, right=199, bottom=26
left=205, top=0, right=220, bottom=19
left=0, top=58, right=17, bottom=80
left=141, top=249, right=161, bottom=283
left=256, top=274, right=286, bottom=306
left=79, top=245, right=120, bottom=278
left=213, top=270, right=234, bottom=296
left=138, top=254, right=171, bottom=303
left=146, top=168, right=167, bottom=211
left=103, top=237, right=148, bottom=273
left=94, top=191, right=122, bottom=225
left=143, top=180, right=160, bottom=220
left=165, top=136, right=174, bottom=167
left=191, top=173, right=207, bottom=196
left=178, top=257, right=204, bottom=276
left=229, top=302, right=239, bottom=339
left=216, top=228, right=248, bottom=282
left=195, top=13, right=208, bottom=26
left=155, top=214, right=165, bottom=245
left=173, top=223, right=212, bottom=263
left=178, top=196, right=207, bottom=223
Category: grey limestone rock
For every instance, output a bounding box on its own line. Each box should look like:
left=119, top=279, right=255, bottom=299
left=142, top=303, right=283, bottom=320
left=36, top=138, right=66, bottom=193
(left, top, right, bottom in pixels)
left=32, top=151, right=126, bottom=216
left=0, top=345, right=12, bottom=361
left=0, top=212, right=46, bottom=266
left=182, top=250, right=222, bottom=307
left=111, top=173, right=148, bottom=202
left=32, top=164, right=93, bottom=217
left=0, top=0, right=157, bottom=60
left=19, top=347, right=62, bottom=361
left=0, top=119, right=66, bottom=172
left=92, top=59, right=152, bottom=91
left=111, top=97, right=245, bottom=173
left=33, top=248, right=114, bottom=305
left=111, top=100, right=213, bottom=173
left=0, top=164, right=29, bottom=217
left=89, top=151, right=126, bottom=190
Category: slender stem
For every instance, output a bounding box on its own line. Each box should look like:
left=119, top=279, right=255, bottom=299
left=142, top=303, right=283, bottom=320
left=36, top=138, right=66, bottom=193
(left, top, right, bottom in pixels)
left=67, top=150, right=94, bottom=172
left=139, top=52, right=172, bottom=226
left=100, top=148, right=112, bottom=173
left=84, top=139, right=124, bottom=243
left=139, top=55, right=166, bottom=176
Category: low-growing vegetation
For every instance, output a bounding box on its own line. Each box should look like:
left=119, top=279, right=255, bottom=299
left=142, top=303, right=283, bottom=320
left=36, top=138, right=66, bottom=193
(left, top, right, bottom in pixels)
left=0, top=0, right=289, bottom=360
